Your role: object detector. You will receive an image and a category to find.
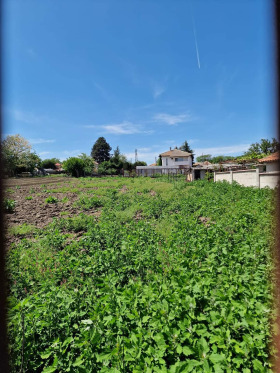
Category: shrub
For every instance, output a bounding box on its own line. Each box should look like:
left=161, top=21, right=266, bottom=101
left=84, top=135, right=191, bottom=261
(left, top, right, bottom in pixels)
left=45, top=196, right=58, bottom=204
left=63, top=157, right=85, bottom=177
left=75, top=195, right=103, bottom=210
left=3, top=198, right=16, bottom=213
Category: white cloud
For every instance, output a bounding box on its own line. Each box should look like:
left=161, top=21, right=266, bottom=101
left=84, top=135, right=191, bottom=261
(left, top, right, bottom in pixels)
left=154, top=113, right=193, bottom=125
left=29, top=138, right=55, bottom=144
left=38, top=151, right=51, bottom=156
left=85, top=121, right=153, bottom=135
left=194, top=144, right=250, bottom=157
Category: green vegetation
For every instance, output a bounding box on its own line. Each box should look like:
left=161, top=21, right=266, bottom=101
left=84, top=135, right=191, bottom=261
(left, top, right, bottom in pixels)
left=63, top=157, right=87, bottom=178
left=2, top=134, right=41, bottom=176
left=74, top=195, right=103, bottom=210
left=9, top=223, right=37, bottom=237
left=45, top=196, right=59, bottom=204
left=3, top=198, right=16, bottom=213
left=195, top=138, right=280, bottom=163
left=91, top=136, right=112, bottom=163
left=25, top=196, right=33, bottom=200
left=41, top=158, right=61, bottom=169
left=6, top=178, right=274, bottom=372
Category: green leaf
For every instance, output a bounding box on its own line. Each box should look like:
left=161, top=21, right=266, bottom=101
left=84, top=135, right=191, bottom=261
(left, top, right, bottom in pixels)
left=187, top=360, right=202, bottom=370
left=73, top=356, right=84, bottom=367
left=42, top=366, right=57, bottom=373
left=177, top=344, right=183, bottom=354
left=81, top=319, right=93, bottom=325
left=183, top=346, right=193, bottom=356
left=40, top=351, right=53, bottom=360
left=142, top=315, right=150, bottom=323
left=209, top=354, right=226, bottom=364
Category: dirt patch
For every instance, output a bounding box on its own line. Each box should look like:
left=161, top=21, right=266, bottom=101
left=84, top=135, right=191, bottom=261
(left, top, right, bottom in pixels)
left=150, top=190, right=157, bottom=196
left=4, top=176, right=73, bottom=188
left=120, top=185, right=129, bottom=193
left=198, top=216, right=215, bottom=227
left=134, top=210, right=144, bottom=221
left=3, top=181, right=103, bottom=245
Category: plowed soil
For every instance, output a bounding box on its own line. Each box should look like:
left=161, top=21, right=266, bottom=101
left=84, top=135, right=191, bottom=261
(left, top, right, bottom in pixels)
left=4, top=177, right=102, bottom=245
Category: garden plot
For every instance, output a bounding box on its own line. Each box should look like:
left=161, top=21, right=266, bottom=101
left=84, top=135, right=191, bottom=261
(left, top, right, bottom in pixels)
left=5, top=177, right=275, bottom=372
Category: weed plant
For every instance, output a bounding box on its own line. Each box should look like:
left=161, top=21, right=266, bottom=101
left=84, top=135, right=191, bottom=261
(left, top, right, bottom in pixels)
left=45, top=196, right=58, bottom=204
left=3, top=198, right=16, bottom=213
left=6, top=178, right=274, bottom=372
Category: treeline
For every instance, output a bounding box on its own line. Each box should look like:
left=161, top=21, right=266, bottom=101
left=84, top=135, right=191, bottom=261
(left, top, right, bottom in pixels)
left=196, top=138, right=280, bottom=163
left=1, top=135, right=146, bottom=177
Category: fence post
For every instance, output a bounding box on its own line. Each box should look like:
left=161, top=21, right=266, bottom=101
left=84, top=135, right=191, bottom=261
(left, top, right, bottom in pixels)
left=214, top=172, right=216, bottom=182
left=256, top=167, right=260, bottom=188
left=230, top=171, right=233, bottom=184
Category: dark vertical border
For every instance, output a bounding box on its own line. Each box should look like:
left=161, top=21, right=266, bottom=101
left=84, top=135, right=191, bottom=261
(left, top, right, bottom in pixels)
left=0, top=0, right=9, bottom=371
left=274, top=0, right=280, bottom=371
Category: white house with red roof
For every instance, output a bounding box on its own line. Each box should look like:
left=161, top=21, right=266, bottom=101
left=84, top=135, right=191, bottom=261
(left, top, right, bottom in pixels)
left=136, top=147, right=192, bottom=176
left=159, top=148, right=192, bottom=167
left=258, top=151, right=280, bottom=172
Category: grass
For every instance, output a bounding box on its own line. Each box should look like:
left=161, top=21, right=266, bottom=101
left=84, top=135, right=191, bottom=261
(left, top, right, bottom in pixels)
left=9, top=223, right=37, bottom=237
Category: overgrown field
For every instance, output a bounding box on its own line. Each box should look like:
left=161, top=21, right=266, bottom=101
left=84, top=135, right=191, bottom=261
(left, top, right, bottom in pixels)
left=6, top=177, right=275, bottom=372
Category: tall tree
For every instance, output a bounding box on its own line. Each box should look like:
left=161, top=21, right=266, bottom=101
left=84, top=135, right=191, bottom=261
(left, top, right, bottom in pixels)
left=180, top=140, right=194, bottom=164
left=2, top=134, right=41, bottom=176
left=91, top=137, right=111, bottom=163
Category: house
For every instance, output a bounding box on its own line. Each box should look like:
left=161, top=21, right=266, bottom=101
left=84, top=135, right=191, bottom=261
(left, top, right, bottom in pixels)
left=136, top=147, right=192, bottom=176
left=214, top=151, right=280, bottom=188
left=192, top=161, right=243, bottom=180
left=159, top=148, right=192, bottom=168
left=258, top=151, right=280, bottom=172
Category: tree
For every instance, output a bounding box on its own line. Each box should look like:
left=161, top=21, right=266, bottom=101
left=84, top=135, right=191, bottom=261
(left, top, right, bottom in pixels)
left=41, top=158, right=61, bottom=169
left=243, top=138, right=280, bottom=159
left=180, top=140, right=194, bottom=164
left=63, top=157, right=85, bottom=177
left=210, top=155, right=235, bottom=163
left=156, top=155, right=162, bottom=166
left=133, top=161, right=147, bottom=167
left=91, top=137, right=111, bottom=163
left=196, top=154, right=212, bottom=162
left=2, top=134, right=41, bottom=176
left=78, top=153, right=96, bottom=175
left=98, top=146, right=129, bottom=175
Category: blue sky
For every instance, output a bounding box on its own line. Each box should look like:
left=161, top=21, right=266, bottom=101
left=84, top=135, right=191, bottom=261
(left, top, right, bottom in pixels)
left=2, top=0, right=276, bottom=164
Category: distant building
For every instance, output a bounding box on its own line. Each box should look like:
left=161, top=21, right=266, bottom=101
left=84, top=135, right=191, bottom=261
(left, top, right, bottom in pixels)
left=136, top=147, right=192, bottom=176
left=258, top=151, right=280, bottom=172
left=159, top=148, right=192, bottom=167
left=214, top=151, right=280, bottom=188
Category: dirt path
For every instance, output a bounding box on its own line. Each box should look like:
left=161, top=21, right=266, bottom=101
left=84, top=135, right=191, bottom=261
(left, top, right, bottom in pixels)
left=4, top=176, right=73, bottom=187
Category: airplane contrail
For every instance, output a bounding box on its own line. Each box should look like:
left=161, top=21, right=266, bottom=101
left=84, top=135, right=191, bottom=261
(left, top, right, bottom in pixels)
left=189, top=0, right=201, bottom=69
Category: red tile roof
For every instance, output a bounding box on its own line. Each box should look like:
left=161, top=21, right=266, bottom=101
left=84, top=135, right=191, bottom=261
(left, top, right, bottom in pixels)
left=258, top=151, right=280, bottom=163
left=159, top=149, right=192, bottom=157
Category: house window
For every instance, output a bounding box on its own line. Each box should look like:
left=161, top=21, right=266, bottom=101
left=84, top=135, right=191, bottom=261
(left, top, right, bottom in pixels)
left=166, top=158, right=168, bottom=166
left=175, top=157, right=185, bottom=162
